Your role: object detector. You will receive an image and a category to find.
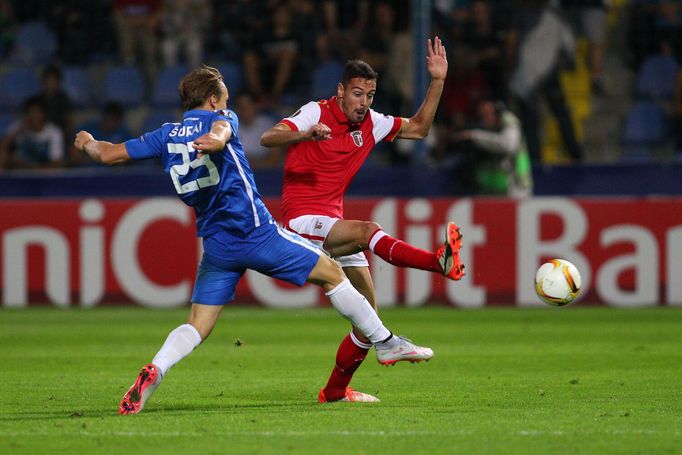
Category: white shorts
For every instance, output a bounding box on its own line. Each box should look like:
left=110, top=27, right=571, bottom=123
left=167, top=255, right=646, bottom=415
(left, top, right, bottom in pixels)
left=286, top=215, right=369, bottom=268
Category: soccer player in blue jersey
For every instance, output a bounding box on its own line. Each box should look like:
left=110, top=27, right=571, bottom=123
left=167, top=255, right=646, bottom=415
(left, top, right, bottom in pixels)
left=74, top=66, right=433, bottom=413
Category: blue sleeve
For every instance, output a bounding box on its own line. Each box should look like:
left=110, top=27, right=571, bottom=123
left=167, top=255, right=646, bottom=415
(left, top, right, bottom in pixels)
left=124, top=128, right=165, bottom=160
left=216, top=110, right=238, bottom=140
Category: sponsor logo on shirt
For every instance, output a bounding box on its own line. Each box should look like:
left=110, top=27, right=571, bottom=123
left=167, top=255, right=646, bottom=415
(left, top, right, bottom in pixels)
left=350, top=130, right=363, bottom=147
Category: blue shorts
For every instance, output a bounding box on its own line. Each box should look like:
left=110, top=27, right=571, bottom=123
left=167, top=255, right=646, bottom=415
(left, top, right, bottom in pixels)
left=191, top=222, right=321, bottom=305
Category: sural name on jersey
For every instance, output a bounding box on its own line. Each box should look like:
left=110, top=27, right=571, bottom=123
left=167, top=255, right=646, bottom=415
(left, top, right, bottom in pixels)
left=169, top=123, right=203, bottom=137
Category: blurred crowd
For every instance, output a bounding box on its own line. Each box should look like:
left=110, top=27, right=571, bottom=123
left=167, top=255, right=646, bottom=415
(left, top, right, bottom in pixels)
left=0, top=0, right=680, bottom=196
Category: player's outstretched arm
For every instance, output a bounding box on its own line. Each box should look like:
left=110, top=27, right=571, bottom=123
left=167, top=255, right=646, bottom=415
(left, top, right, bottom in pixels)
left=397, top=36, right=448, bottom=140
left=260, top=122, right=331, bottom=148
left=74, top=131, right=131, bottom=165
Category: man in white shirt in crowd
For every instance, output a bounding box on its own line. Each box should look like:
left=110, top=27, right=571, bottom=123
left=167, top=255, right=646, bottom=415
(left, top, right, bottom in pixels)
left=0, top=98, right=64, bottom=169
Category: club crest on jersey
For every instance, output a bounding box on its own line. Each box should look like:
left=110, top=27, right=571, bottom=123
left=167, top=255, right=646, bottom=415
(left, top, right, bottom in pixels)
left=350, top=130, right=363, bottom=147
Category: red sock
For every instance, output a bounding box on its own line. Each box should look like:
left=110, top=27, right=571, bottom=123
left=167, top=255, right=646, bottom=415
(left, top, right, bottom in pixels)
left=369, top=230, right=440, bottom=272
left=322, top=334, right=369, bottom=401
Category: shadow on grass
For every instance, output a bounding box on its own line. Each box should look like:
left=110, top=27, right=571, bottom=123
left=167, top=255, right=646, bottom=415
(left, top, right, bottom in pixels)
left=0, top=401, right=317, bottom=422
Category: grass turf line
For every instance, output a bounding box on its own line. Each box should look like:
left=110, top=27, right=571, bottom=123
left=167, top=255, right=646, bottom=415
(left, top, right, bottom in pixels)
left=0, top=306, right=681, bottom=454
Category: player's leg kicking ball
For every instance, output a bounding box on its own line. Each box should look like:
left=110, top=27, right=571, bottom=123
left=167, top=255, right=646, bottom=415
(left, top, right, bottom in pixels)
left=436, top=222, right=465, bottom=281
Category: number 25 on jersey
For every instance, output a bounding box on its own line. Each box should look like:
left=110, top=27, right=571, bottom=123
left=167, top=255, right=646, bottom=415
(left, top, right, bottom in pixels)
left=168, top=142, right=220, bottom=195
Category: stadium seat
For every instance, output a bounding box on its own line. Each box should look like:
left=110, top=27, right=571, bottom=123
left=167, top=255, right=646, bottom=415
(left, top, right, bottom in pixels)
left=9, top=21, right=57, bottom=66
left=213, top=61, right=244, bottom=94
left=152, top=65, right=189, bottom=108
left=311, top=60, right=343, bottom=101
left=140, top=109, right=179, bottom=136
left=102, top=65, right=146, bottom=107
left=621, top=101, right=667, bottom=146
left=0, top=112, right=16, bottom=135
left=63, top=66, right=93, bottom=108
left=0, top=68, right=40, bottom=111
left=620, top=101, right=668, bottom=161
left=635, top=54, right=679, bottom=100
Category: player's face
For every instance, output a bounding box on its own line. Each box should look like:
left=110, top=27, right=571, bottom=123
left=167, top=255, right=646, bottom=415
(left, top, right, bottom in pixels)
left=337, top=78, right=376, bottom=123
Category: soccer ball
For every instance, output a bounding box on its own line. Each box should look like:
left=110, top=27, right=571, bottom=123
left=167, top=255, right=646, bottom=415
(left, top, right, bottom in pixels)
left=534, top=259, right=582, bottom=306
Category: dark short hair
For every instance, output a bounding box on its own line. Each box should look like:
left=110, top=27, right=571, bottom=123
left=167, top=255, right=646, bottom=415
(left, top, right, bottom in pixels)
left=178, top=65, right=224, bottom=110
left=23, top=97, right=47, bottom=113
left=342, top=60, right=378, bottom=86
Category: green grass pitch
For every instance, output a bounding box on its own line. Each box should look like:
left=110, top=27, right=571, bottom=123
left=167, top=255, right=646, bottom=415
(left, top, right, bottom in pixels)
left=1, top=306, right=681, bottom=454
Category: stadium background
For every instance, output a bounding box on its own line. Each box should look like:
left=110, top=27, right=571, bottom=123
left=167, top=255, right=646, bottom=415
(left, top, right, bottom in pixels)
left=1, top=0, right=681, bottom=308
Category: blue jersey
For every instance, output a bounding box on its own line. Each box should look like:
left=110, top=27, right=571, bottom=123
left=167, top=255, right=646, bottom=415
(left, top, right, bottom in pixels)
left=125, top=109, right=272, bottom=238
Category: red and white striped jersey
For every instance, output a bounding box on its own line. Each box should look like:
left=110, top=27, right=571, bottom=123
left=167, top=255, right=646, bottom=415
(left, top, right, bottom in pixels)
left=279, top=96, right=402, bottom=221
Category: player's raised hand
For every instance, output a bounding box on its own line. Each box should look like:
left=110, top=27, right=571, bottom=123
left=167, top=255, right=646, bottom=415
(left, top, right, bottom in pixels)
left=193, top=132, right=226, bottom=155
left=306, top=122, right=332, bottom=141
left=426, top=36, right=448, bottom=81
left=193, top=121, right=231, bottom=156
left=74, top=131, right=95, bottom=150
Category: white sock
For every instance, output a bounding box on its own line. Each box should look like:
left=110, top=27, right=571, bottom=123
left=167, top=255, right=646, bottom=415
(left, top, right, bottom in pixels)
left=326, top=279, right=391, bottom=344
left=375, top=334, right=399, bottom=349
left=151, top=323, right=202, bottom=377
left=368, top=230, right=388, bottom=252
left=350, top=330, right=373, bottom=350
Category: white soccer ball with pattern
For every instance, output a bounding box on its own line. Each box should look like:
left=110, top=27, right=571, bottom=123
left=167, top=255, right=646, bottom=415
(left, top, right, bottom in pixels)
left=534, top=259, right=581, bottom=306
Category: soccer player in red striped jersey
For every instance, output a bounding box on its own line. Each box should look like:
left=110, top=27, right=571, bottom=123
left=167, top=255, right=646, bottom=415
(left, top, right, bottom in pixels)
left=261, top=37, right=464, bottom=403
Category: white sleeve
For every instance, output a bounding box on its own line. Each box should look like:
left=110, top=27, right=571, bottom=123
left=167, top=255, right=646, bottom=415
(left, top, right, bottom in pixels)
left=369, top=109, right=399, bottom=142
left=469, top=114, right=521, bottom=156
left=469, top=128, right=520, bottom=156
left=281, top=102, right=321, bottom=132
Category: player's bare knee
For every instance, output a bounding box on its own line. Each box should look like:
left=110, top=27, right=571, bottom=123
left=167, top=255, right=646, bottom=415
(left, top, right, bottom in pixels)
left=310, top=254, right=346, bottom=290
left=324, top=256, right=346, bottom=285
left=362, top=221, right=382, bottom=244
